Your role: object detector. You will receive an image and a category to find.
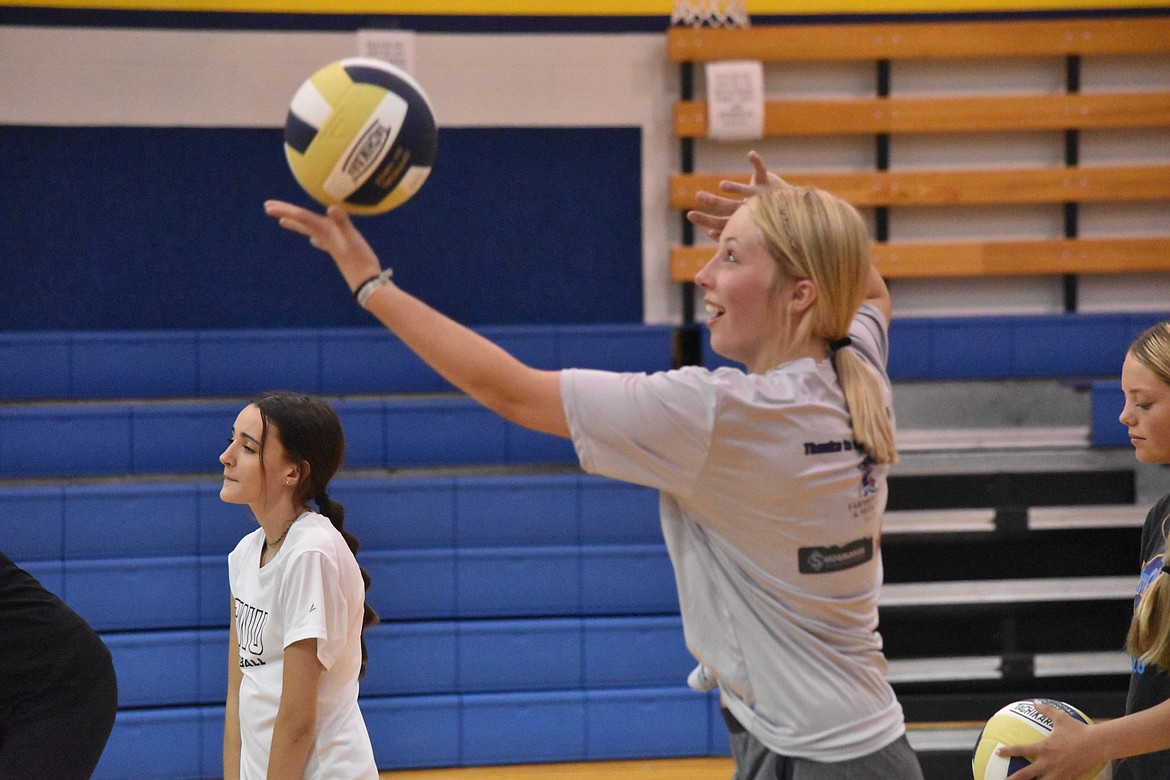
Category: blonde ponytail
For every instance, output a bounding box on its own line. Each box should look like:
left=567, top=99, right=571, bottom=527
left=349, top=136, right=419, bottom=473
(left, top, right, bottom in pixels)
left=748, top=187, right=897, bottom=465
left=834, top=346, right=898, bottom=465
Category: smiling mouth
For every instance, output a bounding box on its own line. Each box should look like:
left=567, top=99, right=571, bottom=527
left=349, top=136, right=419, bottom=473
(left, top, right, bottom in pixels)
left=704, top=302, right=725, bottom=324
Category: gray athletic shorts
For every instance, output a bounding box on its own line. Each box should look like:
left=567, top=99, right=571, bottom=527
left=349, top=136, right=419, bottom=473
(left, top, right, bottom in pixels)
left=722, top=708, right=925, bottom=780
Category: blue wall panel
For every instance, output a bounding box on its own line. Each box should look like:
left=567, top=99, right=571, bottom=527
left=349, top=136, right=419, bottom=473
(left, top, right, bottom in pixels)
left=363, top=622, right=458, bottom=697
left=320, top=329, right=449, bottom=394
left=66, top=556, right=201, bottom=631
left=72, top=333, right=199, bottom=399
left=334, top=476, right=458, bottom=550
left=1, top=126, right=643, bottom=332
left=197, top=331, right=322, bottom=397
left=0, top=323, right=675, bottom=402
left=365, top=549, right=458, bottom=620
left=382, top=400, right=508, bottom=467
left=456, top=547, right=579, bottom=618
left=580, top=545, right=678, bottom=615
left=64, top=483, right=200, bottom=559
left=105, top=631, right=202, bottom=708
left=0, top=334, right=72, bottom=397
left=458, top=619, right=583, bottom=692
left=585, top=687, right=710, bottom=760
left=0, top=486, right=64, bottom=561
left=0, top=405, right=132, bottom=477
left=199, top=630, right=229, bottom=703
left=461, top=691, right=587, bottom=765
left=583, top=616, right=691, bottom=688
left=92, top=706, right=216, bottom=780
left=454, top=475, right=579, bottom=547
left=363, top=695, right=461, bottom=770
left=579, top=477, right=662, bottom=544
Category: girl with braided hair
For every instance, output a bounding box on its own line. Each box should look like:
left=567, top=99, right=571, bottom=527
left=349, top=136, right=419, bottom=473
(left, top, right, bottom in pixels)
left=220, top=392, right=378, bottom=780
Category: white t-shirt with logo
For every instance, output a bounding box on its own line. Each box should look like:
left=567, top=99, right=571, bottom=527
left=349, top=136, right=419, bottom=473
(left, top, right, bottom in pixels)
left=560, top=304, right=905, bottom=762
left=228, top=511, right=377, bottom=780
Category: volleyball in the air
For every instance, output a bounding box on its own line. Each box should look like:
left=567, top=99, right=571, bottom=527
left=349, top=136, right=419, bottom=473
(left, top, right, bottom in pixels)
left=971, top=699, right=1107, bottom=780
left=283, top=57, right=437, bottom=215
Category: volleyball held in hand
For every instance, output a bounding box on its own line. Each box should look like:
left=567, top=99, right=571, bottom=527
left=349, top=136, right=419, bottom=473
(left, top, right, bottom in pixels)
left=283, top=57, right=437, bottom=215
left=971, top=699, right=1107, bottom=780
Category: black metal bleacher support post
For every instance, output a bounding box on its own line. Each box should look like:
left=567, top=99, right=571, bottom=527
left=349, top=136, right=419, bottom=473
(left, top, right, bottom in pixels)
left=875, top=59, right=891, bottom=244
left=675, top=59, right=703, bottom=368
left=1063, top=55, right=1082, bottom=313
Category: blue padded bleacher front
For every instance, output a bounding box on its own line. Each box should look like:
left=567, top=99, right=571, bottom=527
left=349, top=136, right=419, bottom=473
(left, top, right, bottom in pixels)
left=94, top=706, right=221, bottom=780
left=885, top=313, right=1165, bottom=380
left=358, top=686, right=722, bottom=771
left=0, top=324, right=675, bottom=401
left=0, top=397, right=582, bottom=477
left=362, top=544, right=677, bottom=621
left=97, top=615, right=697, bottom=710
left=1, top=472, right=701, bottom=777
left=698, top=311, right=1170, bottom=381
left=8, top=314, right=1166, bottom=405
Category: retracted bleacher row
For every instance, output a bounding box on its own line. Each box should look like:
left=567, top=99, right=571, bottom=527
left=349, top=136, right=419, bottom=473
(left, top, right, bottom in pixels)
left=0, top=308, right=1158, bottom=398
left=0, top=473, right=1147, bottom=776
left=2, top=313, right=1167, bottom=779
left=667, top=15, right=1170, bottom=304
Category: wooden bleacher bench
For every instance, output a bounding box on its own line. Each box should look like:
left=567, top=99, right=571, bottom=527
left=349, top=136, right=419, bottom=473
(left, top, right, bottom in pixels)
left=668, top=16, right=1170, bottom=286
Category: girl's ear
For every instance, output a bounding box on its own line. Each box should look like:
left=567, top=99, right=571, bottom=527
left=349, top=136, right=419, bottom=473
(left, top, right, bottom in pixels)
left=790, top=279, right=818, bottom=314
left=282, top=460, right=309, bottom=487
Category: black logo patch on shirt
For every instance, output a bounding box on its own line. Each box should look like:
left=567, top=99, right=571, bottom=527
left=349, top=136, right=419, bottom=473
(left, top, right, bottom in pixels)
left=798, top=537, right=874, bottom=574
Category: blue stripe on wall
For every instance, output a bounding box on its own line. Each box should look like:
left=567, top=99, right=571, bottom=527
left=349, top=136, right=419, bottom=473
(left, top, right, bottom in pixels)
left=1, top=125, right=642, bottom=330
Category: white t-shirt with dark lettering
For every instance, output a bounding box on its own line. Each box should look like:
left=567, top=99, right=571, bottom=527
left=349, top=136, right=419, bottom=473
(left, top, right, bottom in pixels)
left=560, top=304, right=904, bottom=762
left=228, top=511, right=377, bottom=780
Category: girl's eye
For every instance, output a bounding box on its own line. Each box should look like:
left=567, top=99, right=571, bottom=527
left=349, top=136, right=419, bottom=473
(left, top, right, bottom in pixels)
left=228, top=435, right=256, bottom=454
left=726, top=251, right=738, bottom=264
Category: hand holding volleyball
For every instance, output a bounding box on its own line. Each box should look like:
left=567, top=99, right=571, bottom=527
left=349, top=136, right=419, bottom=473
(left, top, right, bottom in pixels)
left=283, top=57, right=437, bottom=215
left=972, top=699, right=1108, bottom=780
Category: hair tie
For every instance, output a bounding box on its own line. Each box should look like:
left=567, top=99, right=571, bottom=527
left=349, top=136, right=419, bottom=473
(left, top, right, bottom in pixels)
left=828, top=336, right=852, bottom=352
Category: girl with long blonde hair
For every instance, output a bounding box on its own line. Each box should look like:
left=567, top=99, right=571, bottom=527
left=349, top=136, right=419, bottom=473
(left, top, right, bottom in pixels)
left=264, top=152, right=918, bottom=779
left=999, top=322, right=1170, bottom=779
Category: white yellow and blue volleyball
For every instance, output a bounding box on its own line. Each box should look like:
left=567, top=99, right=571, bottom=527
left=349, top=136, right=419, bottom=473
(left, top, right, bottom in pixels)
left=971, top=699, right=1107, bottom=780
left=284, top=57, right=437, bottom=215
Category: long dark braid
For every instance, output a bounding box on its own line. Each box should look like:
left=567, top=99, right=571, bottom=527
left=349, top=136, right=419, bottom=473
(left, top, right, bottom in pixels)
left=313, top=485, right=379, bottom=677
left=254, top=392, right=379, bottom=679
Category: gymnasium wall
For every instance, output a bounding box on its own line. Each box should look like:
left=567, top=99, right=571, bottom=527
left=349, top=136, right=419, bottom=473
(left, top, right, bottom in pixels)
left=2, top=1, right=1169, bottom=330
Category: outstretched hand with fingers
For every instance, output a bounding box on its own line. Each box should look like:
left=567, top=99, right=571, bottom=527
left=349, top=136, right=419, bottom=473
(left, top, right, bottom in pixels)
left=264, top=201, right=382, bottom=294
left=686, top=150, right=787, bottom=241
left=999, top=701, right=1106, bottom=780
